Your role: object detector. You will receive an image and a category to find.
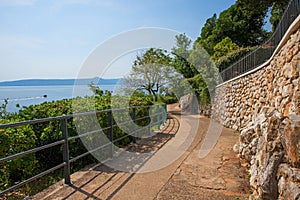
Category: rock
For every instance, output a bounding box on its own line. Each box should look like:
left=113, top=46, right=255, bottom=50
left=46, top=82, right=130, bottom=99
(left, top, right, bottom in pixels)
left=292, top=79, right=298, bottom=87
left=212, top=30, right=300, bottom=200
left=284, top=102, right=292, bottom=117
left=284, top=61, right=299, bottom=79
left=277, top=164, right=300, bottom=200
left=283, top=63, right=295, bottom=78
left=286, top=49, right=294, bottom=63
left=233, top=144, right=239, bottom=153
left=282, top=84, right=293, bottom=98
left=282, top=118, right=300, bottom=167
left=259, top=97, right=265, bottom=103
left=179, top=94, right=199, bottom=114
left=249, top=152, right=283, bottom=200
left=222, top=156, right=230, bottom=161
left=232, top=124, right=238, bottom=131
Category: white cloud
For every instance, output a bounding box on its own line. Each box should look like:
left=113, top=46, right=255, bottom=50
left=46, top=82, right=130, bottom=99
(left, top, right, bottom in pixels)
left=60, top=0, right=117, bottom=7
left=0, top=0, right=37, bottom=6
left=0, top=0, right=118, bottom=9
left=50, top=0, right=120, bottom=12
left=0, top=35, right=46, bottom=49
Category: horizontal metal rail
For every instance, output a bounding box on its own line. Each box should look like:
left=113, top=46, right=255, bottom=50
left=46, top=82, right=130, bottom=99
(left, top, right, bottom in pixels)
left=68, top=127, right=110, bottom=141
left=0, top=140, right=65, bottom=164
left=0, top=104, right=167, bottom=196
left=0, top=107, right=133, bottom=129
left=0, top=163, right=66, bottom=196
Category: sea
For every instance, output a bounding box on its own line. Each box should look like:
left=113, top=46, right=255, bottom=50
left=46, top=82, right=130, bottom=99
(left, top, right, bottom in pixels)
left=0, top=85, right=117, bottom=113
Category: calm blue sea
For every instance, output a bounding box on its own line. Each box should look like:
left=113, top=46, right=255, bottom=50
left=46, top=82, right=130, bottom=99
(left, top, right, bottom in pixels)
left=0, top=85, right=116, bottom=113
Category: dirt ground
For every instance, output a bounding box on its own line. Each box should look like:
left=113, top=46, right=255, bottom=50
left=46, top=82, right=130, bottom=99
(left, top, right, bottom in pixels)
left=32, top=103, right=250, bottom=200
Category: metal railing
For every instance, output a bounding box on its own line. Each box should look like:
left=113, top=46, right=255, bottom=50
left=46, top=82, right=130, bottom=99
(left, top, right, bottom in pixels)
left=0, top=104, right=167, bottom=196
left=220, top=0, right=300, bottom=82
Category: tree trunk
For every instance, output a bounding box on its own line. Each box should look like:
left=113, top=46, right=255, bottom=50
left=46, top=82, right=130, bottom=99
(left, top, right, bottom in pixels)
left=150, top=89, right=157, bottom=102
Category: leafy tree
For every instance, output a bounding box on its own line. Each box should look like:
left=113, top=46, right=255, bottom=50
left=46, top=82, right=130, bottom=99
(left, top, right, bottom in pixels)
left=124, top=48, right=173, bottom=101
left=237, top=0, right=289, bottom=31
left=212, top=37, right=239, bottom=61
left=216, top=46, right=257, bottom=71
left=188, top=42, right=219, bottom=91
left=170, top=34, right=199, bottom=99
left=269, top=0, right=289, bottom=31
left=197, top=1, right=270, bottom=57
left=88, top=82, right=112, bottom=98
left=187, top=75, right=210, bottom=106
left=216, top=2, right=268, bottom=46
left=171, top=34, right=219, bottom=106
left=172, top=33, right=192, bottom=59
left=195, top=14, right=218, bottom=55
left=0, top=118, right=36, bottom=191
left=89, top=82, right=104, bottom=96
left=0, top=99, right=8, bottom=119
left=171, top=33, right=197, bottom=79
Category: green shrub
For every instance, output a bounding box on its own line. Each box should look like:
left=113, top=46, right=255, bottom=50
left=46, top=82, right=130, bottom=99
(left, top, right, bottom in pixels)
left=158, top=95, right=178, bottom=104
left=216, top=46, right=257, bottom=71
left=0, top=92, right=155, bottom=194
left=0, top=118, right=36, bottom=191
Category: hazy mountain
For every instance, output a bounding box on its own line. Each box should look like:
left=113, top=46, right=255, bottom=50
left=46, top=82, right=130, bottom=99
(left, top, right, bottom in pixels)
left=0, top=78, right=121, bottom=86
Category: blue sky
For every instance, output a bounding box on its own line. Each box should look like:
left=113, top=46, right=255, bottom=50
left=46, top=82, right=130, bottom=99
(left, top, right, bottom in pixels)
left=0, top=0, right=236, bottom=81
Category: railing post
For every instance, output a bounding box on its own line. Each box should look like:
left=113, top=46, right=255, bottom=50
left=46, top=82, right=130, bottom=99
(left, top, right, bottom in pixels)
left=61, top=118, right=71, bottom=185
left=108, top=110, right=113, bottom=158
left=132, top=107, right=137, bottom=143
left=148, top=107, right=151, bottom=136
left=163, top=103, right=167, bottom=124
left=157, top=105, right=161, bottom=131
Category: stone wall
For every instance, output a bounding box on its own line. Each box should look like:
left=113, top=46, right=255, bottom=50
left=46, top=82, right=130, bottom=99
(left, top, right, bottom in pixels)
left=212, top=27, right=300, bottom=199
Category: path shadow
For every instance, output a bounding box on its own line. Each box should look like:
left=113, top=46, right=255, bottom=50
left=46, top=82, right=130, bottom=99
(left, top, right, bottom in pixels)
left=58, top=113, right=180, bottom=199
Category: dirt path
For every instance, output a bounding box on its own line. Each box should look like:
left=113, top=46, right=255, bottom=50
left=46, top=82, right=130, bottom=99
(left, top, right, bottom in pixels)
left=32, top=104, right=250, bottom=200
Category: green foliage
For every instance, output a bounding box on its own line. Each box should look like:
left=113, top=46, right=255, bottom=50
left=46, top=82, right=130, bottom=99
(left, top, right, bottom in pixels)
left=270, top=1, right=288, bottom=31
left=193, top=0, right=290, bottom=80
left=0, top=118, right=36, bottom=191
left=187, top=75, right=210, bottom=106
left=16, top=99, right=75, bottom=170
left=238, top=0, right=289, bottom=31
left=196, top=14, right=218, bottom=55
left=125, top=48, right=173, bottom=100
left=171, top=33, right=218, bottom=107
left=172, top=33, right=192, bottom=60
left=172, top=33, right=197, bottom=79
left=253, top=46, right=274, bottom=64
left=197, top=0, right=270, bottom=57
left=89, top=82, right=112, bottom=97
left=0, top=90, right=155, bottom=195
left=160, top=95, right=178, bottom=104
left=212, top=37, right=239, bottom=61
left=129, top=96, right=153, bottom=107
left=217, top=2, right=268, bottom=46
left=216, top=46, right=257, bottom=71
left=188, top=42, right=219, bottom=91
left=171, top=34, right=202, bottom=102
left=0, top=99, right=8, bottom=119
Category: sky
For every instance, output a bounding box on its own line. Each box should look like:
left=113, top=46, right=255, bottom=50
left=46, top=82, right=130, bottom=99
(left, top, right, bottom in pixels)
left=0, top=0, right=236, bottom=82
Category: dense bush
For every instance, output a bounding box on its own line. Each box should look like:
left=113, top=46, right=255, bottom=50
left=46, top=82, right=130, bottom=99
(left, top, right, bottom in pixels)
left=0, top=90, right=160, bottom=195
left=216, top=46, right=257, bottom=71
left=0, top=118, right=36, bottom=191
left=160, top=95, right=178, bottom=104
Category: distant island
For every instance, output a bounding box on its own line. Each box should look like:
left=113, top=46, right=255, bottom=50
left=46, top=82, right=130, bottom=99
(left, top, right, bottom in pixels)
left=0, top=78, right=121, bottom=86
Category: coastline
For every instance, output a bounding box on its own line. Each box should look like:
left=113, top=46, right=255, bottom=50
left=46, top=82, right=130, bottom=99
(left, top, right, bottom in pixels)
left=0, top=84, right=117, bottom=113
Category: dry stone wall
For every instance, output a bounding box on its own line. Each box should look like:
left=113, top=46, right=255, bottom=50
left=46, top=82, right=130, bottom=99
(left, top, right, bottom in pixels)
left=212, top=29, right=300, bottom=199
